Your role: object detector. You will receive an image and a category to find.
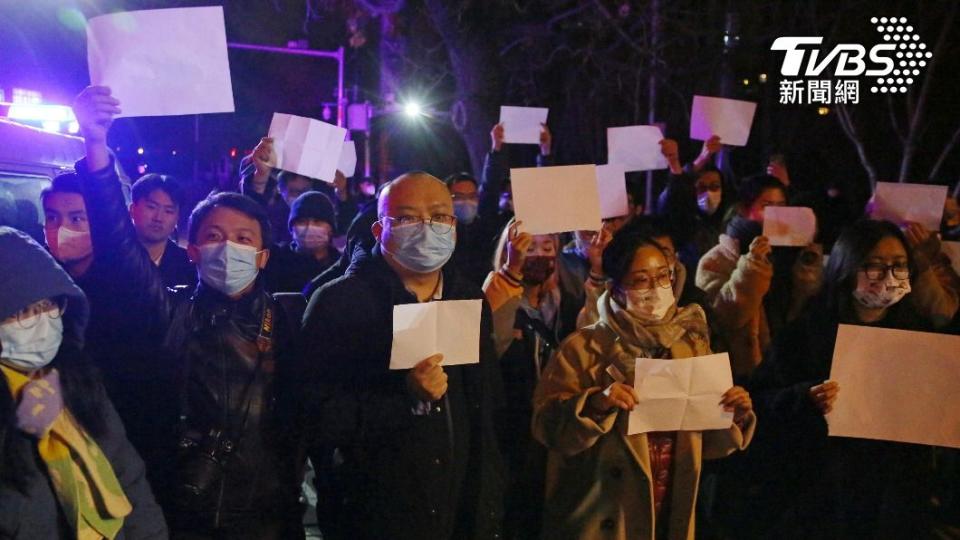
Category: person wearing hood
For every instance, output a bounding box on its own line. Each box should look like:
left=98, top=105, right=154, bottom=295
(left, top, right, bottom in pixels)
left=738, top=220, right=934, bottom=538
left=298, top=172, right=505, bottom=539
left=445, top=171, right=502, bottom=288
left=265, top=191, right=341, bottom=293
left=0, top=227, right=167, bottom=539
left=695, top=175, right=824, bottom=378
left=531, top=228, right=755, bottom=540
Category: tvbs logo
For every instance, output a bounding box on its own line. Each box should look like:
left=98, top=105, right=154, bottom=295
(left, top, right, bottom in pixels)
left=772, top=17, right=931, bottom=98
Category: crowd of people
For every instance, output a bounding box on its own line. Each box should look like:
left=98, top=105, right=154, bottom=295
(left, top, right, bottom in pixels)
left=1, top=84, right=959, bottom=540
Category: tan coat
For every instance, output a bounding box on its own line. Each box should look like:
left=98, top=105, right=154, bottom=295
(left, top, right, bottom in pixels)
left=532, top=295, right=756, bottom=540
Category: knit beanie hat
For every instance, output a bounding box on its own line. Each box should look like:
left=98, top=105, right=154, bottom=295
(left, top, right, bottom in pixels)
left=0, top=227, right=89, bottom=347
left=288, top=191, right=337, bottom=233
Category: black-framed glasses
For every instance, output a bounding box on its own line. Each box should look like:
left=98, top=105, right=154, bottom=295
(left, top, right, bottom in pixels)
left=624, top=270, right=673, bottom=291
left=861, top=263, right=910, bottom=281
left=382, top=214, right=457, bottom=234
left=12, top=298, right=67, bottom=329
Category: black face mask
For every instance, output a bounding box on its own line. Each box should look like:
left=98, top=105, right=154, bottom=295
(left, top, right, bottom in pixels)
left=726, top=216, right=763, bottom=255
left=522, top=256, right=556, bottom=286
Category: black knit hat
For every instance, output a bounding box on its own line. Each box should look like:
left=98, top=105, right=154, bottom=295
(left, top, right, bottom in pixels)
left=288, top=191, right=337, bottom=233
left=0, top=227, right=89, bottom=347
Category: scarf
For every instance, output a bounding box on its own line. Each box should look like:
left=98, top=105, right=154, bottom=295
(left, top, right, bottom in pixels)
left=597, top=290, right=711, bottom=360
left=1, top=365, right=131, bottom=539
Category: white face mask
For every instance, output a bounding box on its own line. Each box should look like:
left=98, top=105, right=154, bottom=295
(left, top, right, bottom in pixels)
left=197, top=241, right=261, bottom=296
left=293, top=224, right=330, bottom=252
left=697, top=191, right=722, bottom=215
left=623, top=286, right=676, bottom=322
left=0, top=314, right=64, bottom=371
left=852, top=272, right=911, bottom=309
left=45, top=227, right=93, bottom=263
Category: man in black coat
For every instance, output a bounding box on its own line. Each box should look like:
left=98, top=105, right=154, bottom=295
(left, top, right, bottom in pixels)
left=300, top=173, right=505, bottom=540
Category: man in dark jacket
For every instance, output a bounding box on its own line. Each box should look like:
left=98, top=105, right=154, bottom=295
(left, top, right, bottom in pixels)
left=74, top=85, right=304, bottom=538
left=265, top=191, right=341, bottom=293
left=300, top=172, right=505, bottom=540
left=129, top=173, right=195, bottom=288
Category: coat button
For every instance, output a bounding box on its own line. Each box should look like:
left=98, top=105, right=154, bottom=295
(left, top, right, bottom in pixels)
left=601, top=518, right=615, bottom=530
left=429, top=508, right=438, bottom=516
left=609, top=467, right=622, bottom=479
left=434, top=458, right=442, bottom=465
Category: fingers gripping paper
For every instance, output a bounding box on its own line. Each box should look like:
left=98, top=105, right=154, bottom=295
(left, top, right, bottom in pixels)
left=827, top=325, right=960, bottom=448
left=268, top=113, right=347, bottom=183
left=872, top=182, right=948, bottom=231
left=628, top=353, right=734, bottom=435
left=607, top=125, right=669, bottom=172
left=763, top=206, right=817, bottom=246
left=390, top=300, right=482, bottom=370
left=511, top=165, right=602, bottom=235
left=87, top=7, right=235, bottom=117
left=689, top=96, right=757, bottom=147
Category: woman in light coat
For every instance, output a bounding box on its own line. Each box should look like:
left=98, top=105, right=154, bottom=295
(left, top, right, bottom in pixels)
left=532, top=229, right=755, bottom=540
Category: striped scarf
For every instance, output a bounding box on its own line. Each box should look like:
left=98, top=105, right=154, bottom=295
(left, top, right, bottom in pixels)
left=2, top=365, right=132, bottom=539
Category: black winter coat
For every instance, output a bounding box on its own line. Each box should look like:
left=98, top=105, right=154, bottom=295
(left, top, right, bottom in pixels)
left=299, top=247, right=505, bottom=540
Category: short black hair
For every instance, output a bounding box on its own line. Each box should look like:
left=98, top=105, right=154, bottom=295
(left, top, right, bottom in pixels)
left=602, top=229, right=668, bottom=285
left=738, top=174, right=786, bottom=208
left=187, top=192, right=272, bottom=247
left=618, top=215, right=672, bottom=242
left=278, top=170, right=314, bottom=190
left=131, top=174, right=185, bottom=210
left=444, top=172, right=478, bottom=189
left=41, top=173, right=82, bottom=204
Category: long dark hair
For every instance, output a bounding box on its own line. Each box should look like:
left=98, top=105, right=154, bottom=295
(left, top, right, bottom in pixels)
left=821, top=219, right=916, bottom=322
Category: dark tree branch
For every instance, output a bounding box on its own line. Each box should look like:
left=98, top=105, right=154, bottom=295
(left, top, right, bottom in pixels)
left=928, top=123, right=960, bottom=183
left=835, top=103, right=879, bottom=188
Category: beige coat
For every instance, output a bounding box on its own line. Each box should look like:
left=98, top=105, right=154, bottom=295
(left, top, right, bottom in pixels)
left=532, top=294, right=756, bottom=540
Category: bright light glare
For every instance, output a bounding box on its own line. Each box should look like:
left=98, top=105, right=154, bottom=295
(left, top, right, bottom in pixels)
left=41, top=120, right=61, bottom=132
left=8, top=103, right=75, bottom=123
left=403, top=101, right=423, bottom=118
left=67, top=121, right=80, bottom=134
left=137, top=147, right=145, bottom=155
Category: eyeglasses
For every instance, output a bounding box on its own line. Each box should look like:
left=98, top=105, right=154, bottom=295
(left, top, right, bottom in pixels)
left=9, top=298, right=66, bottom=329
left=451, top=193, right=479, bottom=202
left=624, top=270, right=673, bottom=291
left=861, top=263, right=910, bottom=281
left=382, top=214, right=457, bottom=234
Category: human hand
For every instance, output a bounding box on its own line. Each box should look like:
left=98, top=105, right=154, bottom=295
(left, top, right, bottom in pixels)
left=406, top=354, right=447, bottom=402
left=588, top=382, right=639, bottom=413
left=505, top=221, right=533, bottom=276
left=720, top=385, right=753, bottom=425
left=808, top=380, right=839, bottom=415
left=491, top=123, right=505, bottom=152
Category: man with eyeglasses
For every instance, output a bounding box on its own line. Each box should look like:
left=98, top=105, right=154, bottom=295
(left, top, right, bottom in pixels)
left=299, top=172, right=505, bottom=539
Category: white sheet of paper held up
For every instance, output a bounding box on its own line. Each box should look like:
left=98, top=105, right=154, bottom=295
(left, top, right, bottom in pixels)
left=390, top=300, right=482, bottom=370
left=511, top=165, right=602, bottom=235
left=872, top=182, right=948, bottom=231
left=338, top=140, right=357, bottom=178
left=606, top=125, right=669, bottom=172
left=942, top=241, right=960, bottom=275
left=595, top=164, right=630, bottom=220
left=499, top=106, right=549, bottom=144
left=86, top=7, right=235, bottom=117
left=689, top=95, right=757, bottom=147
left=763, top=206, right=817, bottom=246
left=628, top=353, right=734, bottom=435
left=827, top=324, right=960, bottom=449
left=268, top=113, right=346, bottom=183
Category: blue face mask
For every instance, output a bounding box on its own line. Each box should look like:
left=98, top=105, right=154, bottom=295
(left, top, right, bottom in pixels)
left=453, top=200, right=479, bottom=225
left=197, top=240, right=262, bottom=296
left=382, top=221, right=456, bottom=273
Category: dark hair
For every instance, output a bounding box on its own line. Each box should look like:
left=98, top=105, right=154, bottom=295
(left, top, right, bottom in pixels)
left=187, top=192, right=272, bottom=247
left=822, top=219, right=915, bottom=318
left=737, top=174, right=786, bottom=209
left=131, top=173, right=185, bottom=210
left=40, top=173, right=82, bottom=204
left=602, top=229, right=669, bottom=285
left=444, top=172, right=478, bottom=189
left=618, top=215, right=673, bottom=243
left=277, top=171, right=314, bottom=190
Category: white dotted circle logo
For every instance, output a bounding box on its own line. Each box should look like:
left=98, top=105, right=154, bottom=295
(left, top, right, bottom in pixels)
left=868, top=17, right=931, bottom=94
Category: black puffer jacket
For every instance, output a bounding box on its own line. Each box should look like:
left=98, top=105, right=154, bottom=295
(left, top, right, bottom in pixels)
left=299, top=246, right=505, bottom=540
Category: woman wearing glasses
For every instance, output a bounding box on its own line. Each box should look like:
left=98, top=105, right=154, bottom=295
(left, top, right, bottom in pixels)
left=744, top=219, right=931, bottom=538
left=0, top=227, right=166, bottom=538
left=530, top=229, right=755, bottom=540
